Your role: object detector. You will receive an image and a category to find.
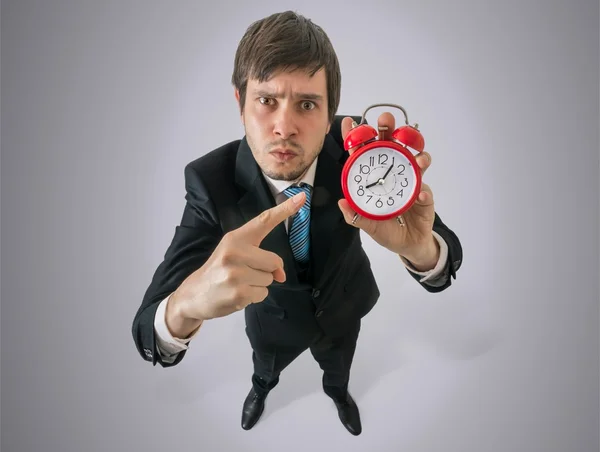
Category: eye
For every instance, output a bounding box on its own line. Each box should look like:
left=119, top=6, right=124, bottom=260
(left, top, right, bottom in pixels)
left=301, top=101, right=315, bottom=111
left=259, top=97, right=275, bottom=106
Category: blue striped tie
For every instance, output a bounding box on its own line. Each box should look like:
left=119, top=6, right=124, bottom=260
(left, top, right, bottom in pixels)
left=283, top=183, right=312, bottom=263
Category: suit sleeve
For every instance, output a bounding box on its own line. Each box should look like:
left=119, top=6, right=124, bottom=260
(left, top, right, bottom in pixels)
left=405, top=211, right=463, bottom=292
left=131, top=164, right=223, bottom=367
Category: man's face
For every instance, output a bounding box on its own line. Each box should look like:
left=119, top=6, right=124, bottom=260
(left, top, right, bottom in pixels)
left=235, top=68, right=331, bottom=181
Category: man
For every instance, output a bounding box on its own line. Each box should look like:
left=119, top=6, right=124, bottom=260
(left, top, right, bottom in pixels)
left=131, top=11, right=462, bottom=436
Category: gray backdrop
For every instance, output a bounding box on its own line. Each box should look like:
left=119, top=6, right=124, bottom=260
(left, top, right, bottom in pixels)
left=2, top=1, right=598, bottom=451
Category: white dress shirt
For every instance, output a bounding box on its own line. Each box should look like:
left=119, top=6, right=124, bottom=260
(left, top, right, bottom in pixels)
left=153, top=155, right=449, bottom=363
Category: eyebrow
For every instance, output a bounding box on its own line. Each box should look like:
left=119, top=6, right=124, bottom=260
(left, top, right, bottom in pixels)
left=252, top=89, right=324, bottom=101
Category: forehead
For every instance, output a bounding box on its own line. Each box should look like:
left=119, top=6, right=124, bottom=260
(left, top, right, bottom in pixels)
left=247, top=67, right=327, bottom=97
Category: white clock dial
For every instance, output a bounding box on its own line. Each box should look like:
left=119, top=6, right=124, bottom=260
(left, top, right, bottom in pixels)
left=347, top=146, right=418, bottom=216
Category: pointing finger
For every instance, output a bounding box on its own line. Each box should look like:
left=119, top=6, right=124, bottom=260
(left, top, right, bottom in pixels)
left=238, top=191, right=306, bottom=245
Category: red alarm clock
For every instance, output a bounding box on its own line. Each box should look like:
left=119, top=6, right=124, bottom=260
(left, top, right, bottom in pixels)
left=341, top=103, right=425, bottom=221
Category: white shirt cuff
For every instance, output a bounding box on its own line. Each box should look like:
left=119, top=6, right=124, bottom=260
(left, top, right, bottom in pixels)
left=400, top=230, right=449, bottom=283
left=154, top=294, right=200, bottom=357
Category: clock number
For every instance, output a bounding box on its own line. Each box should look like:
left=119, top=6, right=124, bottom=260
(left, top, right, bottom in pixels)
left=366, top=195, right=373, bottom=204
left=387, top=197, right=394, bottom=206
left=378, top=154, right=388, bottom=165
left=397, top=164, right=405, bottom=175
left=397, top=189, right=404, bottom=197
left=354, top=175, right=362, bottom=183
left=400, top=177, right=408, bottom=188
left=369, top=156, right=374, bottom=167
left=376, top=199, right=383, bottom=208
left=357, top=186, right=364, bottom=196
left=360, top=164, right=370, bottom=174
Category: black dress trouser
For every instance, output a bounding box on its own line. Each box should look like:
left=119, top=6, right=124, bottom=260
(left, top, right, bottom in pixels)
left=250, top=317, right=361, bottom=402
left=248, top=259, right=361, bottom=402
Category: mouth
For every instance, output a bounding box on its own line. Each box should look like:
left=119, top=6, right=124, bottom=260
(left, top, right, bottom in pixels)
left=270, top=148, right=298, bottom=162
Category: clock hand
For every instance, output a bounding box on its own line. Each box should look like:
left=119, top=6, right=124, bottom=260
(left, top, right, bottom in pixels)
left=365, top=164, right=392, bottom=189
left=382, top=163, right=394, bottom=181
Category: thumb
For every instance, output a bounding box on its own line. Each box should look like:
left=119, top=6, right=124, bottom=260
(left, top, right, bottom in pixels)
left=341, top=116, right=354, bottom=142
left=341, top=116, right=362, bottom=155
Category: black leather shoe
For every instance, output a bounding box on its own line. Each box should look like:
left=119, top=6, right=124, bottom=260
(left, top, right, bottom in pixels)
left=241, top=388, right=267, bottom=430
left=333, top=392, right=362, bottom=435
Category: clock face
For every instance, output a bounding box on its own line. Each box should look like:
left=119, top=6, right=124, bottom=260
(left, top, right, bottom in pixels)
left=344, top=145, right=419, bottom=218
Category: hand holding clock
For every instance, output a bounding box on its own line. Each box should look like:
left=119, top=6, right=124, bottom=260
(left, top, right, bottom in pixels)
left=337, top=112, right=440, bottom=271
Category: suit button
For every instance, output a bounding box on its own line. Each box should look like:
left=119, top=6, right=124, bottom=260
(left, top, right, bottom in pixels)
left=316, top=310, right=323, bottom=317
left=312, top=289, right=321, bottom=298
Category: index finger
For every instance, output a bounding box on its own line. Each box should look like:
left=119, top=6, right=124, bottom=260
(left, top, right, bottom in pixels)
left=236, top=191, right=306, bottom=245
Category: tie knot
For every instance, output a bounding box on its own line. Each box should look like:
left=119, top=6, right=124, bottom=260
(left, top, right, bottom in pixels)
left=283, top=183, right=312, bottom=205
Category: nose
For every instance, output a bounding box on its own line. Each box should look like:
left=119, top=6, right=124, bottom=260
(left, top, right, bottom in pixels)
left=272, top=105, right=298, bottom=140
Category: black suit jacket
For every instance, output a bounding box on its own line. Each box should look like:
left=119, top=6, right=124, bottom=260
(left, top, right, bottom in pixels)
left=132, top=115, right=462, bottom=367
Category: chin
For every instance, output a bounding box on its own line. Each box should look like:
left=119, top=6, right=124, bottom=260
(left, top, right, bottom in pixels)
left=264, top=165, right=305, bottom=182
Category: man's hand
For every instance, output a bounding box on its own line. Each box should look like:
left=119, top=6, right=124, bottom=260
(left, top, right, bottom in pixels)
left=337, top=112, right=438, bottom=269
left=166, top=191, right=306, bottom=337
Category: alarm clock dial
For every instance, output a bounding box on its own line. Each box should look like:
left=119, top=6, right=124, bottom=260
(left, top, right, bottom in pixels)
left=347, top=146, right=419, bottom=218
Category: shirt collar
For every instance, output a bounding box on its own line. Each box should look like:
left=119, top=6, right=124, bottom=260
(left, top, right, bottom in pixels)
left=261, top=155, right=319, bottom=197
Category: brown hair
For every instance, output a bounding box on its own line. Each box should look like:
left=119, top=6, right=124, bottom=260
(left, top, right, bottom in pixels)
left=231, top=11, right=341, bottom=123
